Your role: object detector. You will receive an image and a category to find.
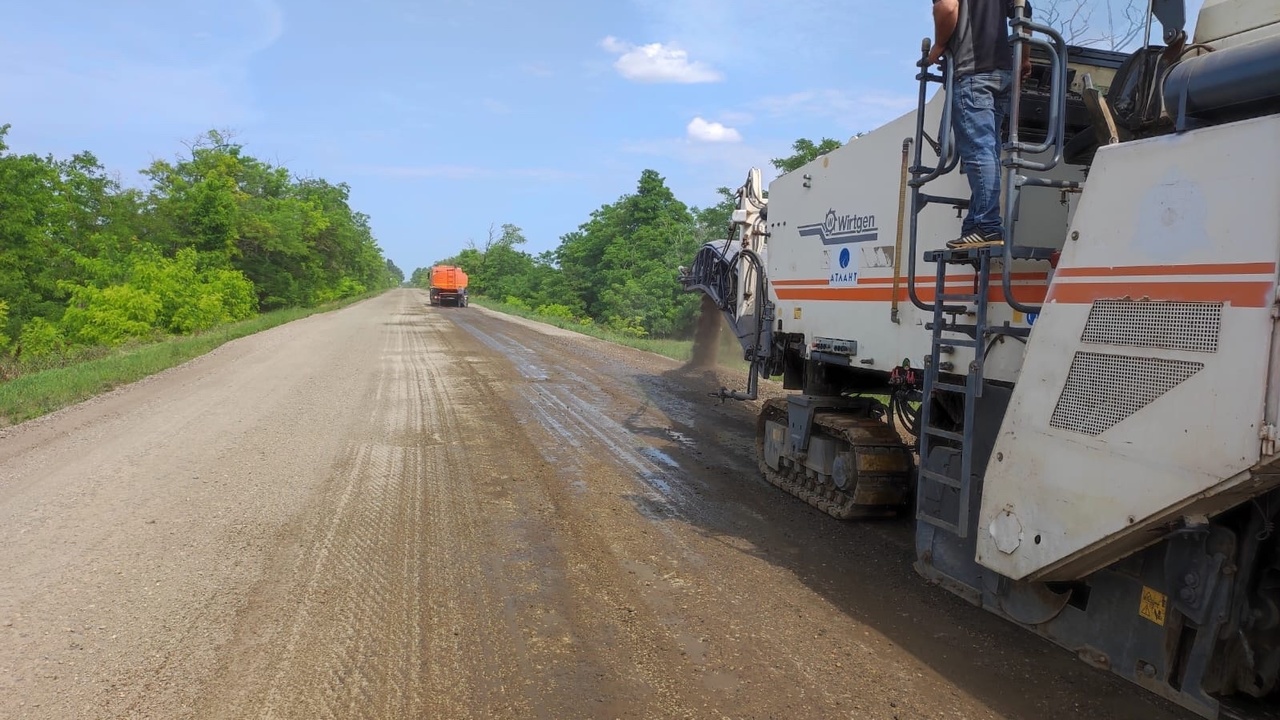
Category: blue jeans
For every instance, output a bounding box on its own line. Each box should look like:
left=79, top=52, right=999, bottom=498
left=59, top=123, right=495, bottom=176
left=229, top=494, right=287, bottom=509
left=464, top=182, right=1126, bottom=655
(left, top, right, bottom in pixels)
left=952, top=70, right=1011, bottom=238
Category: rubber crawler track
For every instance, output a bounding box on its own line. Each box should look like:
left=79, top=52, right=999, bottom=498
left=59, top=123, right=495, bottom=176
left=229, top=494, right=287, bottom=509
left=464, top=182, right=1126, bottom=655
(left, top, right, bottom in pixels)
left=755, top=397, right=913, bottom=520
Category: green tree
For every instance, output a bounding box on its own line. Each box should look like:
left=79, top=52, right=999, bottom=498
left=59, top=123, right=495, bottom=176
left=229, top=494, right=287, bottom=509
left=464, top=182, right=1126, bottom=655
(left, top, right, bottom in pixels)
left=473, top=223, right=533, bottom=299
left=419, top=169, right=758, bottom=339
left=386, top=259, right=405, bottom=285
left=0, top=125, right=396, bottom=359
left=557, top=169, right=699, bottom=336
left=0, top=125, right=73, bottom=336
left=690, top=186, right=738, bottom=245
left=771, top=137, right=845, bottom=173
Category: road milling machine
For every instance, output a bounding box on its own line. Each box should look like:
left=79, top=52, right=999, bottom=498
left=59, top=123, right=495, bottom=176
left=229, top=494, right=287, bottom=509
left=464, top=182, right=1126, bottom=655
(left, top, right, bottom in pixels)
left=679, top=0, right=1280, bottom=716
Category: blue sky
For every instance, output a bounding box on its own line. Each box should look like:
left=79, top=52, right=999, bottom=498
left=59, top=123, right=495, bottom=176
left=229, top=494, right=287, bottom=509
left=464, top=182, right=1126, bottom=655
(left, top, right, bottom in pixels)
left=1, top=0, right=1203, bottom=274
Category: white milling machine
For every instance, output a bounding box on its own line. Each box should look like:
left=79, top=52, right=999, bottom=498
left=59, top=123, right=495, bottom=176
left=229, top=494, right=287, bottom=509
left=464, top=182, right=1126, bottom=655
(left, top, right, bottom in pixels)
left=680, top=0, right=1280, bottom=716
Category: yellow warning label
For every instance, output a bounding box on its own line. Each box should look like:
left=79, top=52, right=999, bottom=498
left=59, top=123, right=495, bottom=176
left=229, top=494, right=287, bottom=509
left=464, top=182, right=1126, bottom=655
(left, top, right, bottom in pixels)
left=1139, top=586, right=1167, bottom=626
left=794, top=307, right=802, bottom=320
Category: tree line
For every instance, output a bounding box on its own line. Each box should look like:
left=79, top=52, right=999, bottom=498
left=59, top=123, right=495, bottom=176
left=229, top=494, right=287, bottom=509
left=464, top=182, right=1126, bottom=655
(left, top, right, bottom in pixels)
left=0, top=126, right=402, bottom=359
left=411, top=138, right=844, bottom=339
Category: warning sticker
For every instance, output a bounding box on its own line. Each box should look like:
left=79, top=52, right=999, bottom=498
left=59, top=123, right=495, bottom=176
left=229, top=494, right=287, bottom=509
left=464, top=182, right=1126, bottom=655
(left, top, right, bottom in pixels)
left=1139, top=586, right=1167, bottom=626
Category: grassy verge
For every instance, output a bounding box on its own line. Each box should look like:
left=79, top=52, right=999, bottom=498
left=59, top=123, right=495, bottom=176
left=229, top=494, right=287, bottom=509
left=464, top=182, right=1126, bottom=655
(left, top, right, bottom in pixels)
left=468, top=296, right=748, bottom=368
left=0, top=291, right=385, bottom=426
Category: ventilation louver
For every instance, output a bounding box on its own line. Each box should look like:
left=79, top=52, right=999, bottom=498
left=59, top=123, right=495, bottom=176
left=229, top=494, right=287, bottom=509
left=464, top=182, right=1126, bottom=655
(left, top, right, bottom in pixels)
left=1049, top=352, right=1204, bottom=435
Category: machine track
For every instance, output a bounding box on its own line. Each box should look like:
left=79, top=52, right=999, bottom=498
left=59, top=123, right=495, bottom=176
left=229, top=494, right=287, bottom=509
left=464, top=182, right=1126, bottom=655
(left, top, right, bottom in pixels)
left=755, top=397, right=914, bottom=520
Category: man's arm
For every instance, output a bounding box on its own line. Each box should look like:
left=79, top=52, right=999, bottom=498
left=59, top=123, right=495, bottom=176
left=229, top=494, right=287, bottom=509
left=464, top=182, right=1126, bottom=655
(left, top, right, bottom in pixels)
left=1012, top=0, right=1033, bottom=78
left=927, top=0, right=959, bottom=65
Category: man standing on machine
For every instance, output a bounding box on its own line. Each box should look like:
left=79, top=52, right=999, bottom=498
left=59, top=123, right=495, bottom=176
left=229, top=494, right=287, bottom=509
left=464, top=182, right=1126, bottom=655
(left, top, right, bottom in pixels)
left=927, top=0, right=1033, bottom=249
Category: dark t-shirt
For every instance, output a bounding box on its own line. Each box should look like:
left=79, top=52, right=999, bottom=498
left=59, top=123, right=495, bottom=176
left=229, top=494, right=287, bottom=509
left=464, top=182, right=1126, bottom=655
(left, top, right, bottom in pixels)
left=936, top=0, right=1029, bottom=77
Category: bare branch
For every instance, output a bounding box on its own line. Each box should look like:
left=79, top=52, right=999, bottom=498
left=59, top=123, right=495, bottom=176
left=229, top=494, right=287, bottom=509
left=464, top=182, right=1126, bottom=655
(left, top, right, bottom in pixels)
left=483, top=222, right=498, bottom=253
left=1065, top=0, right=1093, bottom=42
left=1115, top=0, right=1147, bottom=48
left=1035, top=0, right=1147, bottom=50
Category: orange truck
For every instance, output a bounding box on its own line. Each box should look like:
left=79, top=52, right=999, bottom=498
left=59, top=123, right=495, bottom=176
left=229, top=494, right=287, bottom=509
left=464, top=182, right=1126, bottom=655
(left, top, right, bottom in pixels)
left=428, top=265, right=469, bottom=307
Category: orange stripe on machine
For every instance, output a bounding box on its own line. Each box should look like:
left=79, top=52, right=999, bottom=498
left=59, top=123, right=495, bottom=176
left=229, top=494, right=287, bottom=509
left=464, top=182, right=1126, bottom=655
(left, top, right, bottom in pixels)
left=771, top=264, right=1276, bottom=307
left=1046, top=262, right=1277, bottom=307
left=1046, top=280, right=1275, bottom=307
left=770, top=271, right=1049, bottom=288
left=1054, top=262, right=1277, bottom=278
left=775, top=285, right=1049, bottom=304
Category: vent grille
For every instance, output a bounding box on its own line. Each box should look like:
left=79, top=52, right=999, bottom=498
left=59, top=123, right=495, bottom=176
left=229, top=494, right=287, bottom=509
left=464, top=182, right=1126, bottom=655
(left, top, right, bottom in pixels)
left=1049, top=352, right=1203, bottom=436
left=1081, top=300, right=1222, bottom=353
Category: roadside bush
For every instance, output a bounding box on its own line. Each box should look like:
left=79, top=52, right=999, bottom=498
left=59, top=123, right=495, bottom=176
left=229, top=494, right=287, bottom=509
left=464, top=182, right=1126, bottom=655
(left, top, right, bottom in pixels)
left=59, top=284, right=161, bottom=346
left=0, top=300, right=9, bottom=350
left=203, top=268, right=257, bottom=322
left=504, top=296, right=531, bottom=311
left=17, top=317, right=64, bottom=358
left=314, top=276, right=368, bottom=304
left=606, top=315, right=648, bottom=338
left=536, top=303, right=579, bottom=322
left=131, top=248, right=258, bottom=333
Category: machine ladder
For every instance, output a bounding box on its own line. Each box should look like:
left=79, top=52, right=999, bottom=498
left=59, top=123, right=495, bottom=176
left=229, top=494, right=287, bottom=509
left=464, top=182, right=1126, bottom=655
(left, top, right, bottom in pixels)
left=915, top=246, right=1053, bottom=536
left=916, top=247, right=992, bottom=536
left=905, top=0, right=1071, bottom=537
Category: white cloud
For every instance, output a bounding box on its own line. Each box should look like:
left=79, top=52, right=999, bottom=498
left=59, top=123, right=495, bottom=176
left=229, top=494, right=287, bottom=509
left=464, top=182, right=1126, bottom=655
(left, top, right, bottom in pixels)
left=628, top=0, right=849, bottom=68
left=599, top=35, right=722, bottom=83
left=600, top=36, right=629, bottom=54
left=686, top=117, right=741, bottom=143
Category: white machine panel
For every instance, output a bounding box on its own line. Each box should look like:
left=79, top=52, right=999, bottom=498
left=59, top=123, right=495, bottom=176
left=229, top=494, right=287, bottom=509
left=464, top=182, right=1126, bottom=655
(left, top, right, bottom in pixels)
left=765, top=89, right=1083, bottom=383
left=1195, top=0, right=1280, bottom=47
left=976, top=115, right=1280, bottom=581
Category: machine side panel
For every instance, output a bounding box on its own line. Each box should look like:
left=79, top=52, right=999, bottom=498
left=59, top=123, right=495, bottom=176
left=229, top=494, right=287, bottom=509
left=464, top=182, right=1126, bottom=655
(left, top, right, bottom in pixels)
left=1195, top=0, right=1279, bottom=45
left=976, top=115, right=1280, bottom=581
left=765, top=91, right=1083, bottom=382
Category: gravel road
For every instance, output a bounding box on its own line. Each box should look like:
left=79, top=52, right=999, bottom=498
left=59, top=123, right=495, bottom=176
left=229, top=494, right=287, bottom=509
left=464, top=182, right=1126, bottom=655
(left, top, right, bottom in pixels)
left=0, top=288, right=1194, bottom=719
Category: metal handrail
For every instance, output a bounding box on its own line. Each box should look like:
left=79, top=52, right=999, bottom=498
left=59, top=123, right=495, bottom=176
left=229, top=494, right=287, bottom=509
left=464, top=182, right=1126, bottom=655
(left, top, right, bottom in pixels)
left=1000, top=0, right=1069, bottom=315
left=906, top=40, right=961, bottom=313
left=909, top=42, right=959, bottom=187
left=1006, top=27, right=1070, bottom=169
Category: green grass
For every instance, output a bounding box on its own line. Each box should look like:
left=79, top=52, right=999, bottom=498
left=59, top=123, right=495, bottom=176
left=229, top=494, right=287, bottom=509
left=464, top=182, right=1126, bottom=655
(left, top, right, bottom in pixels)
left=0, top=291, right=385, bottom=425
left=469, top=296, right=748, bottom=368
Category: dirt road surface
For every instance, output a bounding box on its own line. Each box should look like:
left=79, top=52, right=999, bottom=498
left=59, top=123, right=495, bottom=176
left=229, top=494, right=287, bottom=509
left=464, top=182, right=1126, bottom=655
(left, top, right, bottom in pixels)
left=0, top=289, right=1194, bottom=719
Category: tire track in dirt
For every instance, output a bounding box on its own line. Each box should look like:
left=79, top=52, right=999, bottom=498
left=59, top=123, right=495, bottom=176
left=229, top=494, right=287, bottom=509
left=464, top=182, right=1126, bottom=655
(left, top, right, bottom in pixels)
left=0, top=296, right=395, bottom=720
left=446, top=305, right=1194, bottom=720
left=448, top=310, right=858, bottom=715
left=448, top=316, right=694, bottom=514
left=450, top=312, right=860, bottom=712
left=197, top=296, right=539, bottom=719
left=0, top=290, right=1193, bottom=720
left=196, top=294, right=659, bottom=720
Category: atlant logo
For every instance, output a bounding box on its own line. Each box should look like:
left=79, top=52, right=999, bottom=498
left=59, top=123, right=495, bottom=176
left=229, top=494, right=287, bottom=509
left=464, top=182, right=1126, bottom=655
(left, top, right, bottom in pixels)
left=829, top=247, right=857, bottom=286
left=798, top=209, right=879, bottom=245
